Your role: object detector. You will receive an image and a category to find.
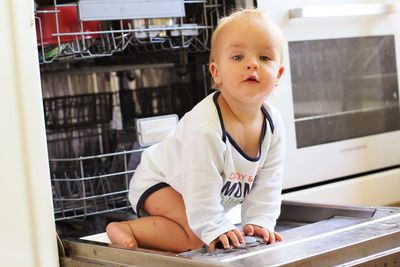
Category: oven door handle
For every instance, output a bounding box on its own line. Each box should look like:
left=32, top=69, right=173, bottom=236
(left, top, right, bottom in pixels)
left=289, top=3, right=398, bottom=19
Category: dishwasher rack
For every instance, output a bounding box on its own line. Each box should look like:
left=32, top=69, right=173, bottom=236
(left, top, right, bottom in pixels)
left=44, top=86, right=193, bottom=221
left=43, top=92, right=114, bottom=130
left=50, top=147, right=143, bottom=221
left=35, top=0, right=226, bottom=63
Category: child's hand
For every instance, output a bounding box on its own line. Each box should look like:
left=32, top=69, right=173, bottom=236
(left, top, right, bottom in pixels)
left=208, top=228, right=244, bottom=252
left=243, top=224, right=283, bottom=244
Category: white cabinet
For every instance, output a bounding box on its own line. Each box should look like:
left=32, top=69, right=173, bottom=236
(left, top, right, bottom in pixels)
left=0, top=1, right=58, bottom=266
left=283, top=168, right=400, bottom=206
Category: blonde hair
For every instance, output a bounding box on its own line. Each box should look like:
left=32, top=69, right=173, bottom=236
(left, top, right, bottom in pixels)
left=209, top=9, right=285, bottom=88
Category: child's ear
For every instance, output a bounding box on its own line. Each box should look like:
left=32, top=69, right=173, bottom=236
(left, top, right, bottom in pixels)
left=277, top=66, right=284, bottom=79
left=209, top=62, right=221, bottom=85
left=275, top=66, right=285, bottom=87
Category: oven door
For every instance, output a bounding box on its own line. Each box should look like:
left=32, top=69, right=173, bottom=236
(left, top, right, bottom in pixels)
left=258, top=0, right=400, bottom=189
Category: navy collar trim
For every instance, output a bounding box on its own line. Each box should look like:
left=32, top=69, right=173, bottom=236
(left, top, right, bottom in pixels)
left=213, top=91, right=227, bottom=143
left=212, top=91, right=273, bottom=162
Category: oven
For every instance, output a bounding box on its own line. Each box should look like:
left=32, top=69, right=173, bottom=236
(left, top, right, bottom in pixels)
left=258, top=0, right=400, bottom=190
left=2, top=0, right=400, bottom=266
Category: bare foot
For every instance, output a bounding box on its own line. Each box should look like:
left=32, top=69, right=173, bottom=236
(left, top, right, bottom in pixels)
left=106, top=222, right=138, bottom=248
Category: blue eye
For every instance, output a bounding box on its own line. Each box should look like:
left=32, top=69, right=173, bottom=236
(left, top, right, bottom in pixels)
left=232, top=55, right=243, bottom=61
left=260, top=55, right=271, bottom=61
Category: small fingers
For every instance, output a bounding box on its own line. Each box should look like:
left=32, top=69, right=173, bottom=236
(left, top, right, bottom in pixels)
left=232, top=228, right=245, bottom=244
left=251, top=226, right=284, bottom=244
left=243, top=224, right=254, bottom=236
left=264, top=230, right=284, bottom=244
left=208, top=238, right=219, bottom=252
left=218, top=233, right=231, bottom=249
left=268, top=230, right=275, bottom=244
left=274, top=231, right=284, bottom=242
left=208, top=239, right=217, bottom=252
left=208, top=234, right=229, bottom=252
left=253, top=226, right=270, bottom=243
left=209, top=228, right=245, bottom=251
left=226, top=229, right=244, bottom=247
left=226, top=231, right=238, bottom=247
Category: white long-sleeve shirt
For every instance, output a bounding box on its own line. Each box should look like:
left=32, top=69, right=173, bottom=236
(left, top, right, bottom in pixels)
left=129, top=91, right=285, bottom=245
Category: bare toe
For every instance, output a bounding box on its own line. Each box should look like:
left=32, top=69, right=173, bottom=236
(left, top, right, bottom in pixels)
left=126, top=241, right=137, bottom=248
left=106, top=222, right=138, bottom=248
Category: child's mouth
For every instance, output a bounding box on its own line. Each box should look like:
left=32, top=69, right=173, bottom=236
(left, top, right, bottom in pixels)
left=245, top=75, right=259, bottom=82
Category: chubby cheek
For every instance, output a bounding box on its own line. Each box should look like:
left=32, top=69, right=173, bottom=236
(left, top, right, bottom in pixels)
left=219, top=71, right=240, bottom=89
left=214, top=73, right=223, bottom=86
left=266, top=79, right=277, bottom=93
left=218, top=69, right=230, bottom=82
left=267, top=67, right=282, bottom=85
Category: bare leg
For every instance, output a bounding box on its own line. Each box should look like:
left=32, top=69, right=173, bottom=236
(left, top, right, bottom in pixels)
left=106, top=186, right=203, bottom=253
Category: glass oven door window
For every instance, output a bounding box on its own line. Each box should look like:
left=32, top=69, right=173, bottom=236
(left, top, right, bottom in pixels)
left=289, top=35, right=400, bottom=148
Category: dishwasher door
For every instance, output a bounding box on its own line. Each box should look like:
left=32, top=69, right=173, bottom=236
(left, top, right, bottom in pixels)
left=58, top=202, right=400, bottom=267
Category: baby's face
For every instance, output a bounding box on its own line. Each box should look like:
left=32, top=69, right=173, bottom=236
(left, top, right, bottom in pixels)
left=210, top=17, right=284, bottom=104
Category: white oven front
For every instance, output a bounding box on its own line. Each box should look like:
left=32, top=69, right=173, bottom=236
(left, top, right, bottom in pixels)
left=258, top=0, right=400, bottom=189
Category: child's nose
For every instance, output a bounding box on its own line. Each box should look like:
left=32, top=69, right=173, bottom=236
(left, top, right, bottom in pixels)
left=246, top=59, right=259, bottom=70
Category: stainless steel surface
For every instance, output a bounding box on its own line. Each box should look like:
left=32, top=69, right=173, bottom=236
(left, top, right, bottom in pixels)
left=227, top=214, right=400, bottom=266
left=78, top=0, right=186, bottom=21
left=59, top=202, right=400, bottom=266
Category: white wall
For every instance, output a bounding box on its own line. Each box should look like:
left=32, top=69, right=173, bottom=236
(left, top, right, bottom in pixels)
left=0, top=0, right=58, bottom=266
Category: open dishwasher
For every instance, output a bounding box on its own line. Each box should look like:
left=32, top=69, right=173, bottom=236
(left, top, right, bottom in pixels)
left=34, top=0, right=400, bottom=266
left=49, top=139, right=400, bottom=266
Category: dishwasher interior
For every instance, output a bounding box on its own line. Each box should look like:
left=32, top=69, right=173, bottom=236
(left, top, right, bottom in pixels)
left=35, top=1, right=400, bottom=266
left=38, top=0, right=236, bottom=228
